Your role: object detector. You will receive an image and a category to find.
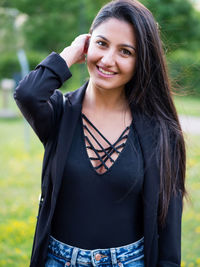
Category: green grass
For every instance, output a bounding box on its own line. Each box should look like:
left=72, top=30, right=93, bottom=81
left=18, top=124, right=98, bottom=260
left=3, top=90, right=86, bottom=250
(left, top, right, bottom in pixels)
left=181, top=134, right=200, bottom=266
left=0, top=119, right=42, bottom=266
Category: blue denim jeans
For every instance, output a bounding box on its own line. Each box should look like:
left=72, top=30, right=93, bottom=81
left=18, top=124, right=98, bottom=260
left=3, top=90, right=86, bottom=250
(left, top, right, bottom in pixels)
left=45, top=235, right=144, bottom=267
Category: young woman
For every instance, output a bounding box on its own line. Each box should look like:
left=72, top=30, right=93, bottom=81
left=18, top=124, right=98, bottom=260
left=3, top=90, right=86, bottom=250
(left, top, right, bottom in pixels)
left=14, top=0, right=186, bottom=266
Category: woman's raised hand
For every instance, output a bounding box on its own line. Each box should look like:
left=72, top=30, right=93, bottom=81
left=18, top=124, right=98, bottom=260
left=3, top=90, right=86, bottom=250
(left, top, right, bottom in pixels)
left=60, top=34, right=91, bottom=68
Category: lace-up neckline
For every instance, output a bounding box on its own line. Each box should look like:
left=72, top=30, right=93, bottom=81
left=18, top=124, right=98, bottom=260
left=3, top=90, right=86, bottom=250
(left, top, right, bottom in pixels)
left=81, top=113, right=132, bottom=175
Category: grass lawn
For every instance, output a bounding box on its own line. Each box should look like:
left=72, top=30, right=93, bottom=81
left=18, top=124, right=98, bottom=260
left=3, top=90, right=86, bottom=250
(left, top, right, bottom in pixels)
left=182, top=134, right=200, bottom=266
left=0, top=95, right=200, bottom=266
left=0, top=118, right=42, bottom=266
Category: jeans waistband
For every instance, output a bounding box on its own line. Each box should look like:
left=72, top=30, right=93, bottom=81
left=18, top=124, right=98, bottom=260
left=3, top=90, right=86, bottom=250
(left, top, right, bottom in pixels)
left=48, top=235, right=144, bottom=266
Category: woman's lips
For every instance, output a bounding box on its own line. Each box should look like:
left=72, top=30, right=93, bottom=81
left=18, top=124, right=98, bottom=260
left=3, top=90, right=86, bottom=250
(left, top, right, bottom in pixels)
left=96, top=66, right=117, bottom=77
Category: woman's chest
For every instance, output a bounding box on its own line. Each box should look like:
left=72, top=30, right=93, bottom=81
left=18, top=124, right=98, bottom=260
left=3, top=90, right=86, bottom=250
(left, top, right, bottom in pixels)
left=63, top=114, right=144, bottom=197
left=81, top=111, right=133, bottom=174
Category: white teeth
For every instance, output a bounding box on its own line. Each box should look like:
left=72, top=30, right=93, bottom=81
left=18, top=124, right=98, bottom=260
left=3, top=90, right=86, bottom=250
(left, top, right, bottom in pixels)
left=99, top=67, right=115, bottom=75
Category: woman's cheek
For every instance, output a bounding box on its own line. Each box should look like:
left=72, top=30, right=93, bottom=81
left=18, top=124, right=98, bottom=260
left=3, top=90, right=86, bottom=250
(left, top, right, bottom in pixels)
left=87, top=49, right=100, bottom=68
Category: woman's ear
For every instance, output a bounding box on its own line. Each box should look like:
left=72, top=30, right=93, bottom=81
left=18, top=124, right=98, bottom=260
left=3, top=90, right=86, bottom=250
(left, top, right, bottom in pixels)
left=84, top=35, right=91, bottom=54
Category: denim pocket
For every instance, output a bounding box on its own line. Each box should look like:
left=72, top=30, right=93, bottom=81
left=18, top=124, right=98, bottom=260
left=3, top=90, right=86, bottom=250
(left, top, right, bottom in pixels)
left=45, top=253, right=65, bottom=267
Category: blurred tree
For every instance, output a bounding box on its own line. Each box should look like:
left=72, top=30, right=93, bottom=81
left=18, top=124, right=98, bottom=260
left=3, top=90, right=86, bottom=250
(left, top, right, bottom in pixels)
left=141, top=0, right=200, bottom=50
left=0, top=7, right=18, bottom=53
left=1, top=0, right=107, bottom=52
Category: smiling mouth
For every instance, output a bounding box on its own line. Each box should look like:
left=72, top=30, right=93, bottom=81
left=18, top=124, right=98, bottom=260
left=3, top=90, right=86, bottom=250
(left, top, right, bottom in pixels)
left=97, top=66, right=116, bottom=76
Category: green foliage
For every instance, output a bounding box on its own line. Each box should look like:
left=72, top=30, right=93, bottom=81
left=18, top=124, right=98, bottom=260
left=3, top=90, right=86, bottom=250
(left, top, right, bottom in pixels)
left=167, top=50, right=200, bottom=95
left=141, top=0, right=200, bottom=51
left=0, top=7, right=18, bottom=53
left=2, top=0, right=107, bottom=52
left=0, top=50, right=47, bottom=80
left=25, top=50, right=48, bottom=71
left=0, top=53, right=20, bottom=80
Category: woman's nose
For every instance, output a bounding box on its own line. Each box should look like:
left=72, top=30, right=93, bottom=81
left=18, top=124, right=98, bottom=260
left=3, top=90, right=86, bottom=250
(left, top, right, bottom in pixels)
left=101, top=49, right=116, bottom=66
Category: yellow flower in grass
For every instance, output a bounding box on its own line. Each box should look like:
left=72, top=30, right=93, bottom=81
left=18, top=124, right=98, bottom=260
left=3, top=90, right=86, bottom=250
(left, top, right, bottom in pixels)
left=195, top=213, right=200, bottom=221
left=195, top=226, right=200, bottom=234
left=196, top=258, right=200, bottom=264
left=181, top=261, right=186, bottom=267
left=187, top=158, right=197, bottom=167
left=15, top=248, right=22, bottom=254
left=0, top=260, right=7, bottom=265
left=22, top=254, right=29, bottom=260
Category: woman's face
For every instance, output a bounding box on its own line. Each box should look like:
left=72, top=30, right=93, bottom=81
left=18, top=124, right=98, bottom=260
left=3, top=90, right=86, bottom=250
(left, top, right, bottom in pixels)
left=87, top=18, right=137, bottom=93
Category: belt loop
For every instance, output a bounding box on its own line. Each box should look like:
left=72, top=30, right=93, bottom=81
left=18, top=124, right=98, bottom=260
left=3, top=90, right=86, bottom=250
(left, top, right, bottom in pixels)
left=91, top=251, right=96, bottom=267
left=71, top=247, right=79, bottom=266
left=110, top=248, right=118, bottom=267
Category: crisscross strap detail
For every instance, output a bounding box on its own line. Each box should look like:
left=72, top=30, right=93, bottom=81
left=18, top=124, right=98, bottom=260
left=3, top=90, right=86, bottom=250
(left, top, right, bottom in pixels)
left=82, top=113, right=130, bottom=173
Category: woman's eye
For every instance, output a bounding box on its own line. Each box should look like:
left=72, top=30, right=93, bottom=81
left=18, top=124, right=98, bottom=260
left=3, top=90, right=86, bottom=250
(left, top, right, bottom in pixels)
left=121, top=49, right=132, bottom=56
left=96, top=40, right=106, bottom=46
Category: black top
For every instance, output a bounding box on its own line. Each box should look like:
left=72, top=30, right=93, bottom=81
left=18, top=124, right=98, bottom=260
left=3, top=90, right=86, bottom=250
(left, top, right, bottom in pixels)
left=51, top=112, right=144, bottom=249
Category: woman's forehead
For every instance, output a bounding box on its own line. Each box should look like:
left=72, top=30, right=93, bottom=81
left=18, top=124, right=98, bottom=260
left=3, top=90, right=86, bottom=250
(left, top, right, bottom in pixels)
left=91, top=18, right=136, bottom=45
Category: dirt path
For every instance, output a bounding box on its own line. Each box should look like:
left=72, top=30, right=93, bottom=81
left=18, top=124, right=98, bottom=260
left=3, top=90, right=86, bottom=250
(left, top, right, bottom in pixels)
left=179, top=115, right=200, bottom=134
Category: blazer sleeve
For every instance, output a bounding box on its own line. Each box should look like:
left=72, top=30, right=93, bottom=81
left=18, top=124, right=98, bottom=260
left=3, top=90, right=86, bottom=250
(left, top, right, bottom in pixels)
left=14, top=52, right=72, bottom=144
left=157, top=189, right=183, bottom=267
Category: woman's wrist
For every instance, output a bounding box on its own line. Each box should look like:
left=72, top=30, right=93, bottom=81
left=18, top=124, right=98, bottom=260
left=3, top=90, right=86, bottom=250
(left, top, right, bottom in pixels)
left=59, top=46, right=76, bottom=68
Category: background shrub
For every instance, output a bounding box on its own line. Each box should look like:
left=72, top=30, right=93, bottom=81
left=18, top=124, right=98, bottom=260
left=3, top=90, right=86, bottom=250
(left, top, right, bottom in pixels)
left=0, top=50, right=47, bottom=81
left=167, top=50, right=200, bottom=96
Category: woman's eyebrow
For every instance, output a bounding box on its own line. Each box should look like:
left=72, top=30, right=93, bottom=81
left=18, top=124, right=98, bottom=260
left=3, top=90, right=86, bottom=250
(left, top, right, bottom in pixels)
left=95, top=35, right=136, bottom=51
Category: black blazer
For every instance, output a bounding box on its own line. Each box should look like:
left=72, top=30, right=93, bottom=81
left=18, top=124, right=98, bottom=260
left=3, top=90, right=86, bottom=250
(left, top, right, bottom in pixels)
left=14, top=52, right=182, bottom=267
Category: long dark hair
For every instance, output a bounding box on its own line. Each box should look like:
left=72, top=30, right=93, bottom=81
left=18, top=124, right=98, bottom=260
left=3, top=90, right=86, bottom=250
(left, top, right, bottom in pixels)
left=90, top=0, right=186, bottom=225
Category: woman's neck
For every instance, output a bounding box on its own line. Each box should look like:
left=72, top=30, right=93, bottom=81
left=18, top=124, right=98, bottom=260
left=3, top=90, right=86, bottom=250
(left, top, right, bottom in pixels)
left=83, top=81, right=128, bottom=113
